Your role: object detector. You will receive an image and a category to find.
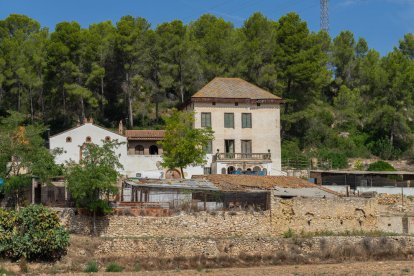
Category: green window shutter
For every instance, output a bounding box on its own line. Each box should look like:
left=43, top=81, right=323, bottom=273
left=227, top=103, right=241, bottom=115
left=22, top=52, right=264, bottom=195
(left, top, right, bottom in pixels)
left=242, top=113, right=252, bottom=128
left=224, top=113, right=234, bottom=128
left=201, top=113, right=211, bottom=127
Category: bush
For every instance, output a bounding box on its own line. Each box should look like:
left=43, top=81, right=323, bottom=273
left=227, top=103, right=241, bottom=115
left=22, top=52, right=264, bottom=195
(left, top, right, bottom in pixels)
left=368, top=138, right=401, bottom=160
left=317, top=149, right=348, bottom=169
left=0, top=205, right=69, bottom=261
left=282, top=228, right=295, bottom=238
left=84, top=261, right=99, bottom=273
left=105, top=262, right=123, bottom=272
left=367, top=161, right=396, bottom=172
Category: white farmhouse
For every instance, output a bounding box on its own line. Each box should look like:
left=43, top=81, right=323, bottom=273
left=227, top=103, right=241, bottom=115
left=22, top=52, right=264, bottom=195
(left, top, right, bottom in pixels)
left=49, top=77, right=284, bottom=178
left=187, top=77, right=283, bottom=176
left=49, top=119, right=129, bottom=175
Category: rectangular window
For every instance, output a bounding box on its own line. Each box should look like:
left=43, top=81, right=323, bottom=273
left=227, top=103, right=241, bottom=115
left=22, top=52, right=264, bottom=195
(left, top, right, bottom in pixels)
left=204, top=140, right=213, bottom=154
left=203, top=167, right=212, bottom=175
left=225, top=140, right=235, bottom=153
left=201, top=112, right=211, bottom=128
left=224, top=113, right=234, bottom=128
left=241, top=140, right=252, bottom=154
left=242, top=113, right=252, bottom=128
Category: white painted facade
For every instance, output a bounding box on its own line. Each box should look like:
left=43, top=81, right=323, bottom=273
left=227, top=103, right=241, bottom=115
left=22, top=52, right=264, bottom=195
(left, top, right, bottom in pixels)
left=49, top=122, right=209, bottom=178
left=189, top=101, right=283, bottom=176
left=49, top=123, right=129, bottom=175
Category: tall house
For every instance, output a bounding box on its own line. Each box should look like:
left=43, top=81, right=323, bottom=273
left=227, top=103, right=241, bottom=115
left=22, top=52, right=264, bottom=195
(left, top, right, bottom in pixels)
left=188, top=77, right=283, bottom=176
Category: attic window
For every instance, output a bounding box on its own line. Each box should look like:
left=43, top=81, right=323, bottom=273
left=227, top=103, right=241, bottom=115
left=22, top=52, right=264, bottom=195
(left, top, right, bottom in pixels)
left=86, top=136, right=92, bottom=143
left=66, top=137, right=72, bottom=143
left=212, top=102, right=216, bottom=106
left=235, top=102, right=238, bottom=106
left=105, top=136, right=111, bottom=142
left=257, top=103, right=261, bottom=107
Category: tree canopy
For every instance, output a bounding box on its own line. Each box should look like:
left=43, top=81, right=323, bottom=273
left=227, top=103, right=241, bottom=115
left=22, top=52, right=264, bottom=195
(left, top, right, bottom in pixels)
left=64, top=140, right=123, bottom=234
left=2, top=12, right=414, bottom=162
left=159, top=110, right=214, bottom=178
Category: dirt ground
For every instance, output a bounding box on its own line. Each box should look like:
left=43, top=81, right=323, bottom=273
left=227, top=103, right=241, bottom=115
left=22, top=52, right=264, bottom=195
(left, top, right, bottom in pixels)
left=53, top=261, right=414, bottom=276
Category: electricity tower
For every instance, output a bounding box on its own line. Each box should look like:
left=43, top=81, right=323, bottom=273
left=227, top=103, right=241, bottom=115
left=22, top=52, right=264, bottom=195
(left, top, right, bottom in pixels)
left=320, top=0, right=329, bottom=33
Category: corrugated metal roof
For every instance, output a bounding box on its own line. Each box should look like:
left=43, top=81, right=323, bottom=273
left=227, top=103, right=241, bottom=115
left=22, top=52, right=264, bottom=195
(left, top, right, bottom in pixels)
left=272, top=187, right=337, bottom=198
left=192, top=78, right=282, bottom=100
left=192, top=175, right=320, bottom=191
left=125, top=175, right=340, bottom=196
left=311, top=170, right=414, bottom=175
left=124, top=179, right=220, bottom=191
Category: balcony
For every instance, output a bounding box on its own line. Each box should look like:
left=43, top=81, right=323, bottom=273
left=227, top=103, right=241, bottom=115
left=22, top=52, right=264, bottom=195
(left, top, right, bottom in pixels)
left=215, top=153, right=271, bottom=161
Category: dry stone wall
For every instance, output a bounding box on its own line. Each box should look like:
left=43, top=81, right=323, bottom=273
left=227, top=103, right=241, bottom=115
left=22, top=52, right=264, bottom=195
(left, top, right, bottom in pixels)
left=271, top=197, right=380, bottom=234
left=95, top=236, right=414, bottom=259
left=59, top=197, right=388, bottom=237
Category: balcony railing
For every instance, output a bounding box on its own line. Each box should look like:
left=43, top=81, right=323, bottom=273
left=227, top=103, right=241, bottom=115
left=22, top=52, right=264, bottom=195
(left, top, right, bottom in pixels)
left=216, top=153, right=271, bottom=161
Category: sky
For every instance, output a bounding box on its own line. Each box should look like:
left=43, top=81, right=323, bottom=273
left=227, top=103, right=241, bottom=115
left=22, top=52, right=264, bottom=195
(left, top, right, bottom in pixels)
left=1, top=0, right=414, bottom=55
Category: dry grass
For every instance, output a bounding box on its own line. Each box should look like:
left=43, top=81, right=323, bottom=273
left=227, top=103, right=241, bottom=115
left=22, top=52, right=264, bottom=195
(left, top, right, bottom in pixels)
left=3, top=235, right=414, bottom=274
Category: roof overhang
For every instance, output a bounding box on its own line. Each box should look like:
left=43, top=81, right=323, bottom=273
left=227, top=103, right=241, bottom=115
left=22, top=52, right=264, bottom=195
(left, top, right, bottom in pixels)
left=191, top=97, right=284, bottom=104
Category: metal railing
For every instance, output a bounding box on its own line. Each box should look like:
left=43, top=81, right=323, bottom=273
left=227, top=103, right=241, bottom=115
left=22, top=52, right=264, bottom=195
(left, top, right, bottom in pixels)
left=216, top=153, right=271, bottom=160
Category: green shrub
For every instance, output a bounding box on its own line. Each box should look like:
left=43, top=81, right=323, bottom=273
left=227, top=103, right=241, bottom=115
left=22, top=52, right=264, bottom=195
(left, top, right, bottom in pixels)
left=134, top=262, right=141, bottom=272
left=368, top=138, right=401, bottom=160
left=0, top=267, right=13, bottom=275
left=105, top=262, right=123, bottom=272
left=0, top=205, right=69, bottom=261
left=282, top=228, right=296, bottom=238
left=84, top=261, right=99, bottom=273
left=367, top=161, right=396, bottom=172
left=317, top=149, right=348, bottom=169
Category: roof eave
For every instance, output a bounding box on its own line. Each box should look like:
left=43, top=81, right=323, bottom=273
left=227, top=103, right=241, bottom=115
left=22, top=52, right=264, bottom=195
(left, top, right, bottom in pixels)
left=191, top=97, right=284, bottom=104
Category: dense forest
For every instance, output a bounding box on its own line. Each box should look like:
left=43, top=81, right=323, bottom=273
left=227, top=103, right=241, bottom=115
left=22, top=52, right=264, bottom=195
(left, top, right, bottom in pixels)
left=1, top=12, right=414, bottom=164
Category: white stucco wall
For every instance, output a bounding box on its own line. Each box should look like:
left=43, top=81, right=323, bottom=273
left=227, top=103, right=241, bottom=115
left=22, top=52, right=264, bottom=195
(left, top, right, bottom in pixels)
left=49, top=123, right=129, bottom=175
left=191, top=102, right=282, bottom=175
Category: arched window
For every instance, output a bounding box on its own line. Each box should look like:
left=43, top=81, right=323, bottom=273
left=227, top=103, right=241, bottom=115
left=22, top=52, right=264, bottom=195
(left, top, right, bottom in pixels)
left=149, top=145, right=159, bottom=155
left=262, top=168, right=268, bottom=175
left=227, top=166, right=235, bottom=174
left=135, top=145, right=144, bottom=155
left=253, top=166, right=261, bottom=172
left=66, top=137, right=72, bottom=143
left=86, top=136, right=92, bottom=143
left=105, top=136, right=111, bottom=142
left=221, top=168, right=227, bottom=174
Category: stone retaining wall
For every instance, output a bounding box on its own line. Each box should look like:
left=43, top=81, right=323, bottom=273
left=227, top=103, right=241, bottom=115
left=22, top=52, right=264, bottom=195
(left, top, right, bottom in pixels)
left=95, top=236, right=414, bottom=259
left=59, top=197, right=389, bottom=237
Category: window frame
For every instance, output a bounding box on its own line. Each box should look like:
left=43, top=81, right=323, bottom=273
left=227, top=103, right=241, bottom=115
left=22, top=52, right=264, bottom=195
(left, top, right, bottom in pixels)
left=224, top=113, right=234, bottom=128
left=201, top=112, right=212, bottom=128
left=242, top=113, right=252, bottom=128
left=204, top=140, right=213, bottom=154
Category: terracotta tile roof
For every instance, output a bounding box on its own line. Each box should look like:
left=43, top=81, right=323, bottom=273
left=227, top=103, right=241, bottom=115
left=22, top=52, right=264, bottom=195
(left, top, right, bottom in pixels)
left=192, top=174, right=341, bottom=195
left=125, top=130, right=165, bottom=140
left=192, top=77, right=282, bottom=101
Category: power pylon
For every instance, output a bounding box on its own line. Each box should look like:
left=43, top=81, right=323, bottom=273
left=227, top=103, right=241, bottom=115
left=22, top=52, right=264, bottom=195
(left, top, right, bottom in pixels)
left=320, top=0, right=329, bottom=33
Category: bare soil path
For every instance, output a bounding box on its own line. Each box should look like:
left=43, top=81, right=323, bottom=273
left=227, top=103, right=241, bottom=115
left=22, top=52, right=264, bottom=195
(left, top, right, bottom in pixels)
left=56, top=261, right=414, bottom=276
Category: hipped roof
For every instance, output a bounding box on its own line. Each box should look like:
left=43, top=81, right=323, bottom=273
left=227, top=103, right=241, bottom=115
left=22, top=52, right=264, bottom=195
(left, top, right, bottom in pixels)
left=192, top=77, right=282, bottom=102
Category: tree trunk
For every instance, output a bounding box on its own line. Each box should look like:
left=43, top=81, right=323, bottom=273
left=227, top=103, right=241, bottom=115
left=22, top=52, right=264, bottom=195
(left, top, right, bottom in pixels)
left=128, top=91, right=133, bottom=128
left=62, top=88, right=66, bottom=114
left=100, top=76, right=104, bottom=113
left=17, top=83, right=21, bottom=112
left=29, top=86, right=34, bottom=122
left=80, top=97, right=85, bottom=121
left=179, top=61, right=184, bottom=103
left=180, top=167, right=185, bottom=179
left=40, top=86, right=45, bottom=117
left=92, top=209, right=97, bottom=236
